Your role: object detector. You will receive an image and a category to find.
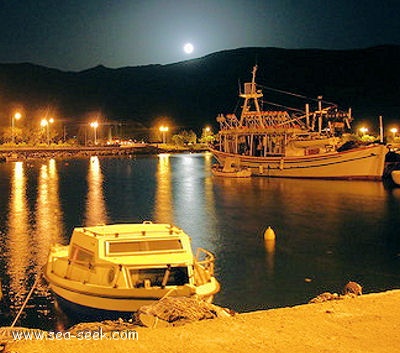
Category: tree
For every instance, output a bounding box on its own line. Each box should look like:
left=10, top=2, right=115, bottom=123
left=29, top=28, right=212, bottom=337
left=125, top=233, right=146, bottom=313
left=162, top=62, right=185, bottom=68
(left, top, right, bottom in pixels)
left=171, top=130, right=197, bottom=146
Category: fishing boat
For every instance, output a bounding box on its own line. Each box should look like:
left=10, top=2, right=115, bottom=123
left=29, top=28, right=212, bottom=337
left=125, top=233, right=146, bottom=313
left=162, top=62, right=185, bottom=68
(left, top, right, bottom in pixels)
left=211, top=157, right=251, bottom=178
left=44, top=222, right=220, bottom=320
left=209, top=66, right=387, bottom=180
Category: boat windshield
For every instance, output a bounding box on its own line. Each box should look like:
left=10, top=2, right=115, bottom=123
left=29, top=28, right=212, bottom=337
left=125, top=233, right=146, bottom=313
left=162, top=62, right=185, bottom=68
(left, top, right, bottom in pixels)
left=106, top=239, right=183, bottom=255
left=130, top=266, right=189, bottom=288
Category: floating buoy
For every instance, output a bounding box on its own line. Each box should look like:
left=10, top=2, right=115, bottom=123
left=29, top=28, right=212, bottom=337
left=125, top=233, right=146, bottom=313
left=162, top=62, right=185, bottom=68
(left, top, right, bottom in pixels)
left=263, top=226, right=276, bottom=241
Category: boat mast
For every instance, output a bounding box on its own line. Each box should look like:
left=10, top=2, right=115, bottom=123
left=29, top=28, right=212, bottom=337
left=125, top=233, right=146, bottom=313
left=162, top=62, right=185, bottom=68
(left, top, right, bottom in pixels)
left=239, top=65, right=264, bottom=128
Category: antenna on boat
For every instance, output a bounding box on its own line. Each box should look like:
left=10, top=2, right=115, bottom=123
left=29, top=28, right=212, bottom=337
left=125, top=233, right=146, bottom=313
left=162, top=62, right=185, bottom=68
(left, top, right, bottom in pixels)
left=251, top=65, right=258, bottom=89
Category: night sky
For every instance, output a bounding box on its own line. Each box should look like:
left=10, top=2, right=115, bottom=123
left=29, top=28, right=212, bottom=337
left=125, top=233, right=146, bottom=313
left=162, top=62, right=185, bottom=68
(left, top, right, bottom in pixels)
left=0, top=0, right=399, bottom=71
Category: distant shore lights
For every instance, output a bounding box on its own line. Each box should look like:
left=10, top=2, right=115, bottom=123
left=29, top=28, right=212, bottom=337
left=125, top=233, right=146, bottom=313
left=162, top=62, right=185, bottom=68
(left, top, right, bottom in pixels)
left=41, top=118, right=54, bottom=145
left=90, top=121, right=99, bottom=145
left=11, top=112, right=22, bottom=144
left=390, top=127, right=398, bottom=140
left=359, top=127, right=368, bottom=136
left=159, top=126, right=169, bottom=144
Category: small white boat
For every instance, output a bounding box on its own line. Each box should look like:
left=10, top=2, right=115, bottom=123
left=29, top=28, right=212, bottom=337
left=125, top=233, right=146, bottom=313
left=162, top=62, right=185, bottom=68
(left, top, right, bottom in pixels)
left=44, top=222, right=220, bottom=320
left=391, top=170, right=400, bottom=186
left=211, top=157, right=252, bottom=178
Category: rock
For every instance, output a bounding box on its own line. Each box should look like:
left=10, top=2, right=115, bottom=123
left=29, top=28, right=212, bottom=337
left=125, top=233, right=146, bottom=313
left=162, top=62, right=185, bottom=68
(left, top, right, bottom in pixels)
left=136, top=297, right=234, bottom=327
left=343, top=281, right=362, bottom=296
left=309, top=292, right=340, bottom=303
left=309, top=281, right=363, bottom=304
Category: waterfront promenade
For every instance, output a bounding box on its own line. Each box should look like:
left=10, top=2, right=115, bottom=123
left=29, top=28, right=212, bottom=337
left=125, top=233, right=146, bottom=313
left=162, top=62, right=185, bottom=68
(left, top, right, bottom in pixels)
left=5, top=289, right=400, bottom=353
left=0, top=144, right=158, bottom=160
left=0, top=144, right=209, bottom=161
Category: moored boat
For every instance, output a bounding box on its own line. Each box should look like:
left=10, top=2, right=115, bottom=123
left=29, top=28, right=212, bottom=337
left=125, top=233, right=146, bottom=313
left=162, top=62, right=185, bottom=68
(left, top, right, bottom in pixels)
left=44, top=222, right=220, bottom=320
left=209, top=66, right=387, bottom=180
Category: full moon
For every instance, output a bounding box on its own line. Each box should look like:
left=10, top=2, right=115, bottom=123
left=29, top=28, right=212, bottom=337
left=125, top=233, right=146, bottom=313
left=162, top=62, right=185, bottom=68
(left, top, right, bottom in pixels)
left=183, top=43, right=194, bottom=54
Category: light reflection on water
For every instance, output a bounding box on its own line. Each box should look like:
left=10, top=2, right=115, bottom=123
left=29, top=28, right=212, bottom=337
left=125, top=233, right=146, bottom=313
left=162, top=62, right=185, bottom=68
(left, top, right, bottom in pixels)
left=154, top=154, right=173, bottom=224
left=6, top=162, right=30, bottom=302
left=0, top=153, right=400, bottom=329
left=85, top=156, right=108, bottom=226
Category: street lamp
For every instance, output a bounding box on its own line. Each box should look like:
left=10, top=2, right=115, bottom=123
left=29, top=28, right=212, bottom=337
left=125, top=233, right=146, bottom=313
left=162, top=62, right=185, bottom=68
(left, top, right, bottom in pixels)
left=159, top=126, right=169, bottom=144
left=41, top=118, right=54, bottom=145
left=359, top=127, right=368, bottom=136
left=390, top=127, right=398, bottom=140
left=11, top=112, right=22, bottom=144
left=90, top=121, right=99, bottom=145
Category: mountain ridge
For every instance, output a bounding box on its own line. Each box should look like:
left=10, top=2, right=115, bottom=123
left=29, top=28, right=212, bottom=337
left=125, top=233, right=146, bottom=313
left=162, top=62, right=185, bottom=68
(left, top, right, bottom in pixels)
left=0, top=45, right=399, bottom=135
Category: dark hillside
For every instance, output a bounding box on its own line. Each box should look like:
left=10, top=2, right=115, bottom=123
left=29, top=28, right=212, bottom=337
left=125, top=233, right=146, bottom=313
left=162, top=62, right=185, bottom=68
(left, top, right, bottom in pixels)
left=0, top=45, right=399, bottom=133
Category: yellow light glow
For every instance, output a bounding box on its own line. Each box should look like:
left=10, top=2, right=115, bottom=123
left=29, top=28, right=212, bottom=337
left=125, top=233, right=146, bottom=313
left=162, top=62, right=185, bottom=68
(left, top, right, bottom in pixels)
left=14, top=112, right=22, bottom=120
left=90, top=121, right=99, bottom=128
left=41, top=119, right=48, bottom=127
left=155, top=152, right=173, bottom=223
left=85, top=156, right=108, bottom=226
left=7, top=161, right=29, bottom=297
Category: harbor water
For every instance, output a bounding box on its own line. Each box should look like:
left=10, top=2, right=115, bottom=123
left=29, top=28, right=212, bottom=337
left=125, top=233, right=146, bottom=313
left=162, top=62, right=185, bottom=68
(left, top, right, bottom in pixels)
left=0, top=152, right=400, bottom=330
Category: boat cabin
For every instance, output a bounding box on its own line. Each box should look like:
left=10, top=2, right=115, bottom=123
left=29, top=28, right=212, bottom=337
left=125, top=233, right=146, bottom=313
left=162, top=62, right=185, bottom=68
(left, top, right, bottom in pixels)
left=62, top=223, right=201, bottom=289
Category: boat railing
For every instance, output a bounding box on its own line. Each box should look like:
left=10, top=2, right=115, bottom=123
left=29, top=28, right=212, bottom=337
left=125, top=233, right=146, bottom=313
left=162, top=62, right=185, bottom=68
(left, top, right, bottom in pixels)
left=48, top=256, right=122, bottom=288
left=193, top=248, right=215, bottom=285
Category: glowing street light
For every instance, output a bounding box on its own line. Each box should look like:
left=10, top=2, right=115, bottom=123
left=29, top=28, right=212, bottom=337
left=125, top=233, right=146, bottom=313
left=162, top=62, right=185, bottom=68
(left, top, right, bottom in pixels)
left=159, top=125, right=169, bottom=144
left=11, top=112, right=22, bottom=144
left=390, top=127, right=398, bottom=140
left=41, top=118, right=54, bottom=145
left=90, top=121, right=99, bottom=145
left=359, top=127, right=368, bottom=136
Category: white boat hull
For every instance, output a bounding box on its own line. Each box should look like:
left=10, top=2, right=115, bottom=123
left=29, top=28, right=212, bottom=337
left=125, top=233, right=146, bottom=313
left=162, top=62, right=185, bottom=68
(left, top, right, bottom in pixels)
left=391, top=170, right=400, bottom=185
left=47, top=274, right=219, bottom=314
left=210, top=144, right=387, bottom=180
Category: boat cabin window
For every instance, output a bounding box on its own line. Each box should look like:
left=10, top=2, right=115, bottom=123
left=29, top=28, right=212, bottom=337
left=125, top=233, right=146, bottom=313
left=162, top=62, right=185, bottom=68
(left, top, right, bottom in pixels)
left=70, top=245, right=94, bottom=264
left=130, top=267, right=189, bottom=288
left=106, top=239, right=183, bottom=255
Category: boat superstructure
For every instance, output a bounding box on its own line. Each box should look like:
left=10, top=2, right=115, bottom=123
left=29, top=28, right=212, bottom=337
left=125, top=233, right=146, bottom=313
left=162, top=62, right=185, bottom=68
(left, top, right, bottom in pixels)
left=44, top=222, right=220, bottom=319
left=210, top=66, right=387, bottom=180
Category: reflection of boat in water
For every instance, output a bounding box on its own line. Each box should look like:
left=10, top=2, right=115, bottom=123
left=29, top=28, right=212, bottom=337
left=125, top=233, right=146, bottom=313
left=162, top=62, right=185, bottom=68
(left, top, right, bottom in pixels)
left=211, top=157, right=251, bottom=178
left=209, top=66, right=387, bottom=180
left=391, top=170, right=400, bottom=186
left=44, top=222, right=220, bottom=320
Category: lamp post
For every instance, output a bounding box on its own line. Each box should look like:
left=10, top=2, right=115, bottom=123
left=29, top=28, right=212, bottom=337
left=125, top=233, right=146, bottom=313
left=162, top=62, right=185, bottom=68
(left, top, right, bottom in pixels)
left=41, top=118, right=54, bottom=145
left=359, top=127, right=368, bottom=136
left=159, top=126, right=169, bottom=144
left=390, top=127, right=398, bottom=140
left=11, top=112, right=22, bottom=144
left=90, top=121, right=99, bottom=145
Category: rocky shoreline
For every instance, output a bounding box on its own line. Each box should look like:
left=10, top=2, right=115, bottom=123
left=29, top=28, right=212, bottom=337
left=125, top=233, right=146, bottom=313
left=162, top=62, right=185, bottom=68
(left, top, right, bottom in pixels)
left=2, top=289, right=400, bottom=353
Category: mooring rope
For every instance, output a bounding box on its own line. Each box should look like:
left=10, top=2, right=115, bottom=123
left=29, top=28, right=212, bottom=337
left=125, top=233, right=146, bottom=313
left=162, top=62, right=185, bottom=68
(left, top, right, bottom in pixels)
left=10, top=273, right=42, bottom=328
